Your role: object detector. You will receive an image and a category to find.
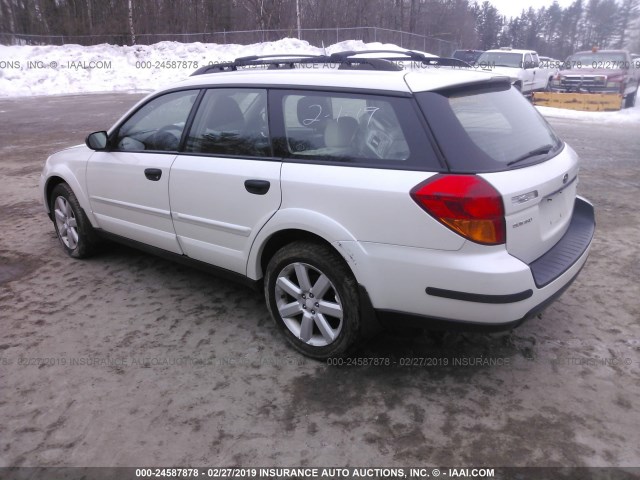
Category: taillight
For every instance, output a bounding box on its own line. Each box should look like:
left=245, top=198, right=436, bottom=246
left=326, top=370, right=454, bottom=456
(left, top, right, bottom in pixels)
left=411, top=174, right=506, bottom=245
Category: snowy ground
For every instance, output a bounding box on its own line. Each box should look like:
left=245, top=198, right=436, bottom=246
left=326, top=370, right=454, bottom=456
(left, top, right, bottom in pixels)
left=1, top=93, right=639, bottom=468
left=1, top=38, right=639, bottom=122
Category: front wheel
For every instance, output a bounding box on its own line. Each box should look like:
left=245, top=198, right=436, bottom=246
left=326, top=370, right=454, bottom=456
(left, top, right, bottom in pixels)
left=624, top=87, right=638, bottom=108
left=50, top=183, right=98, bottom=258
left=545, top=77, right=553, bottom=92
left=264, top=241, right=361, bottom=359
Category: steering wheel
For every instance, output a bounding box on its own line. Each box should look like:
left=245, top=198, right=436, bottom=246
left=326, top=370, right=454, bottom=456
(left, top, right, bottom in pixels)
left=157, top=124, right=183, bottom=137
left=149, top=125, right=183, bottom=151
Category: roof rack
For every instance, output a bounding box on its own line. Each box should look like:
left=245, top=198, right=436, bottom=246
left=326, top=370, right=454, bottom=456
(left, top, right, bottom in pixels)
left=190, top=50, right=470, bottom=76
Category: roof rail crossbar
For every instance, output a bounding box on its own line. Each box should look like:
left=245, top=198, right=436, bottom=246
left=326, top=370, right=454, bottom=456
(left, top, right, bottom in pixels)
left=191, top=50, right=469, bottom=76
left=329, top=50, right=470, bottom=67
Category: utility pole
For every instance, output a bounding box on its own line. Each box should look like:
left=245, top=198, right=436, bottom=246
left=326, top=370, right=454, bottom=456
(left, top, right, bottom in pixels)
left=296, top=0, right=301, bottom=40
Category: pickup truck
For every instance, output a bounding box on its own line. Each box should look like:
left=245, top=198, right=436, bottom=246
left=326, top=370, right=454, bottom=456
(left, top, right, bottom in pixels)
left=539, top=56, right=562, bottom=76
left=549, top=49, right=640, bottom=108
left=476, top=48, right=552, bottom=94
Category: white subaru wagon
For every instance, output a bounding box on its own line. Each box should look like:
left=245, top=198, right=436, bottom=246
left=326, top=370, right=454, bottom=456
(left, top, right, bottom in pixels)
left=40, top=51, right=595, bottom=359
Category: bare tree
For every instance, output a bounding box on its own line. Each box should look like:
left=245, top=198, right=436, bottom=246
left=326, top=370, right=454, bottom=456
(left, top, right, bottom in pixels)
left=128, top=0, right=135, bottom=44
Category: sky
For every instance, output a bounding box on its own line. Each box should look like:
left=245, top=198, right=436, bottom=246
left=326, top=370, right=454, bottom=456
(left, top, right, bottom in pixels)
left=489, top=0, right=574, bottom=19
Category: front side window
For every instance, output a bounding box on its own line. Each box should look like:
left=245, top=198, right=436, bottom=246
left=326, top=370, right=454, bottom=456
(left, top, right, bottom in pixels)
left=184, top=88, right=270, bottom=157
left=531, top=53, right=540, bottom=67
left=115, top=90, right=198, bottom=152
left=279, top=91, right=436, bottom=168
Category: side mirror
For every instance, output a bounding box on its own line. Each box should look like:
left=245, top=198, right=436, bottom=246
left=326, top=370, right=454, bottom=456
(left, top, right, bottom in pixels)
left=86, top=131, right=108, bottom=151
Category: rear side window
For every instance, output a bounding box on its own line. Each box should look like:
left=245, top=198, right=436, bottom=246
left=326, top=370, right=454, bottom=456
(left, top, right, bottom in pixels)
left=416, top=84, right=562, bottom=172
left=185, top=88, right=271, bottom=157
left=273, top=90, right=441, bottom=170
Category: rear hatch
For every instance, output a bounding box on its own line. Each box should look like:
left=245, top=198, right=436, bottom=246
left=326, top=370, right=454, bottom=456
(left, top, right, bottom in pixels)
left=481, top=147, right=578, bottom=263
left=411, top=76, right=578, bottom=264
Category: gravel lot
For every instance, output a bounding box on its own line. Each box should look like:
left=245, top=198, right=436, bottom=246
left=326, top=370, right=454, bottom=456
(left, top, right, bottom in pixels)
left=0, top=93, right=639, bottom=468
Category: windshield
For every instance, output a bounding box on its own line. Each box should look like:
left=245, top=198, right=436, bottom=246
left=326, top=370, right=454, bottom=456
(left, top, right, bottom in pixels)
left=453, top=50, right=482, bottom=64
left=476, top=52, right=523, bottom=68
left=564, top=52, right=627, bottom=69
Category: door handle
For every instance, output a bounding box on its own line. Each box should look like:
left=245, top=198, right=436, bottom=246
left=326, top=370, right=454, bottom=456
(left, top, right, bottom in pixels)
left=244, top=179, right=270, bottom=195
left=144, top=168, right=162, bottom=181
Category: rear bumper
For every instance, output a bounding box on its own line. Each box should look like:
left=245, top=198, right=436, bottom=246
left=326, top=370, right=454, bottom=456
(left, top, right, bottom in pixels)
left=529, top=198, right=594, bottom=287
left=338, top=197, right=595, bottom=330
left=374, top=266, right=584, bottom=332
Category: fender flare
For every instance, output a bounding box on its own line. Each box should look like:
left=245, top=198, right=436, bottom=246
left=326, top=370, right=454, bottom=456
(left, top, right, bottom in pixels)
left=43, top=164, right=98, bottom=227
left=246, top=208, right=362, bottom=281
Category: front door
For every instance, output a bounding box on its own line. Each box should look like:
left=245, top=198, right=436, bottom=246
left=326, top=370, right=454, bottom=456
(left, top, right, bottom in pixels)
left=86, top=89, right=200, bottom=253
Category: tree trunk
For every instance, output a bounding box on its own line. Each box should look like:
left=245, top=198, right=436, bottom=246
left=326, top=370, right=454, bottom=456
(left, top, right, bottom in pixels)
left=128, top=0, right=135, bottom=45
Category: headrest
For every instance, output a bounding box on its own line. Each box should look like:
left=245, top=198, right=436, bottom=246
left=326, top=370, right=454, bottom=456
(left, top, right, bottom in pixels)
left=324, top=117, right=358, bottom=148
left=206, top=96, right=244, bottom=131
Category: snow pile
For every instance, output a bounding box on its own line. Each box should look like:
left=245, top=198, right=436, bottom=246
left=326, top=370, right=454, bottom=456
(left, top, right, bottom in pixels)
left=0, top=38, right=406, bottom=97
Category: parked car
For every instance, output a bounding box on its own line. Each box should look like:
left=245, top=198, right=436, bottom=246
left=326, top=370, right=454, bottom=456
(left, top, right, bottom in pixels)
left=452, top=49, right=484, bottom=65
left=550, top=49, right=640, bottom=108
left=476, top=47, right=551, bottom=94
left=40, top=51, right=595, bottom=359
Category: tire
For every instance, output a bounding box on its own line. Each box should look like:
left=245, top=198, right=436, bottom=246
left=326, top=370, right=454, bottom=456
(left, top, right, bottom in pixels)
left=50, top=183, right=98, bottom=258
left=624, top=88, right=638, bottom=109
left=264, top=241, right=361, bottom=359
left=545, top=77, right=553, bottom=92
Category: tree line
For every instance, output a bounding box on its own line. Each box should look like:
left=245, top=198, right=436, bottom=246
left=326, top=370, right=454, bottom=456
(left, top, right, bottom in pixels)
left=477, top=0, right=640, bottom=59
left=1, top=0, right=638, bottom=57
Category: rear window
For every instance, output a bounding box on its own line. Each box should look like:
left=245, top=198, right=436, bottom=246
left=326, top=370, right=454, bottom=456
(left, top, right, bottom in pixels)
left=476, top=51, right=524, bottom=68
left=416, top=83, right=562, bottom=173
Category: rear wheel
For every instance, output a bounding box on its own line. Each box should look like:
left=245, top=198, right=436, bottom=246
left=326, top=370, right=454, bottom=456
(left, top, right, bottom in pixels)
left=264, top=241, right=361, bottom=359
left=50, top=183, right=98, bottom=258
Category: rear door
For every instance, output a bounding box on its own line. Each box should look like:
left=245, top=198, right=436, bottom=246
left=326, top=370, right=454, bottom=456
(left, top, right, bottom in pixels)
left=169, top=88, right=281, bottom=274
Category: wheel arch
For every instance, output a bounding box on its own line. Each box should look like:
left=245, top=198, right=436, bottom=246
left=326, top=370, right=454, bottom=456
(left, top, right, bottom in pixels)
left=247, top=209, right=360, bottom=282
left=43, top=171, right=96, bottom=226
left=44, top=176, right=67, bottom=220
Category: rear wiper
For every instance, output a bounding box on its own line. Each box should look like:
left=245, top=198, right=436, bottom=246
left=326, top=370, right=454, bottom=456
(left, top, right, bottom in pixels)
left=507, top=144, right=554, bottom=166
